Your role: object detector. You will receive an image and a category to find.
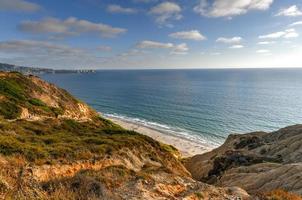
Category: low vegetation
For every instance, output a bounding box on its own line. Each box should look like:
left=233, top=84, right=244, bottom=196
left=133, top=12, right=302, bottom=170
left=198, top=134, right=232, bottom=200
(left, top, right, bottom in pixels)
left=0, top=117, right=175, bottom=165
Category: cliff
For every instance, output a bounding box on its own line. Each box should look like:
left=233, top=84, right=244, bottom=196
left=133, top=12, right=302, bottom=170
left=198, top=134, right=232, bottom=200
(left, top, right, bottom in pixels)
left=0, top=72, right=251, bottom=199
left=185, top=125, right=302, bottom=196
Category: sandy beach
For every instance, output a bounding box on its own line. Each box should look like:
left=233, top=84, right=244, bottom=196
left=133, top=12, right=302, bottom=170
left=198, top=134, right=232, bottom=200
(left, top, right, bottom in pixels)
left=106, top=116, right=213, bottom=157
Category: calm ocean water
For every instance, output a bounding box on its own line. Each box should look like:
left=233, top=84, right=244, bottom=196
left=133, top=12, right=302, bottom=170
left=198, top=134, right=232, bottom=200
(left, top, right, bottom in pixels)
left=42, top=69, right=302, bottom=147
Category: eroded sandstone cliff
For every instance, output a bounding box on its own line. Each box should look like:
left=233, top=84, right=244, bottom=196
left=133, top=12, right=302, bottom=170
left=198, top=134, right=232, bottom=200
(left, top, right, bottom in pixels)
left=185, top=125, right=302, bottom=196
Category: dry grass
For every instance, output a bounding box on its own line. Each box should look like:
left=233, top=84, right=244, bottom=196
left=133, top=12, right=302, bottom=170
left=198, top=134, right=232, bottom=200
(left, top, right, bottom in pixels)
left=257, top=189, right=302, bottom=200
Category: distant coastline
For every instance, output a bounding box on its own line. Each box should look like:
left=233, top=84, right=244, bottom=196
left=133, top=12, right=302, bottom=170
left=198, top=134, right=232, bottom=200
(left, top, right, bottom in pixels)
left=0, top=62, right=96, bottom=74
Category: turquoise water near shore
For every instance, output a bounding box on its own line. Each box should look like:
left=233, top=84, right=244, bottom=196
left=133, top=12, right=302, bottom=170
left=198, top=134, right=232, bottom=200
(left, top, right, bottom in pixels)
left=42, top=68, right=302, bottom=148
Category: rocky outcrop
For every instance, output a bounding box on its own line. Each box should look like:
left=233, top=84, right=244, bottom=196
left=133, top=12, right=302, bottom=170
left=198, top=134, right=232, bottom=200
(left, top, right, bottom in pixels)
left=185, top=125, right=302, bottom=196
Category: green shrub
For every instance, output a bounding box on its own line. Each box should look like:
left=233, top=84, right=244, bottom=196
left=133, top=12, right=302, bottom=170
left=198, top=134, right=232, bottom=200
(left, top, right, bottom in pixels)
left=0, top=79, right=25, bottom=101
left=29, top=98, right=46, bottom=106
left=51, top=107, right=64, bottom=117
left=0, top=101, right=21, bottom=119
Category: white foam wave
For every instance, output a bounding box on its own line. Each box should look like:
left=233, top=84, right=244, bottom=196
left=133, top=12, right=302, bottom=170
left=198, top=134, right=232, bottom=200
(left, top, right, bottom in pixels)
left=102, top=112, right=221, bottom=148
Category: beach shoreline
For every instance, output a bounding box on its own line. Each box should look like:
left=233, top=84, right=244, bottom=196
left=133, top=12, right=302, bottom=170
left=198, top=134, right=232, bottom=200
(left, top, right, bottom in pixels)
left=105, top=116, right=213, bottom=157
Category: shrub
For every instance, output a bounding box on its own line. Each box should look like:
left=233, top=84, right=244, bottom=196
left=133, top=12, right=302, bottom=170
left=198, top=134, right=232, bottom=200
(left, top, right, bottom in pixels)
left=0, top=101, right=21, bottom=119
left=0, top=78, right=25, bottom=101
left=29, top=98, right=46, bottom=106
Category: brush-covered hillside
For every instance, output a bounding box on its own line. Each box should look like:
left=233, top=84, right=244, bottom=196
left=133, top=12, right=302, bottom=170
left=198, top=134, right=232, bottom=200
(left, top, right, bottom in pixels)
left=0, top=71, right=255, bottom=199
left=0, top=71, right=97, bottom=120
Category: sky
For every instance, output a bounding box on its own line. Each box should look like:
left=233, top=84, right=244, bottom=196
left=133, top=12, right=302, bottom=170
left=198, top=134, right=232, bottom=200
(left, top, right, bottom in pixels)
left=0, top=0, right=301, bottom=69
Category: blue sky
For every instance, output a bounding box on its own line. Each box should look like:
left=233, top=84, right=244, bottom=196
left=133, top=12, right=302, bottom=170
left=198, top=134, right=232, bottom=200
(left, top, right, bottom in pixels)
left=0, top=0, right=301, bottom=69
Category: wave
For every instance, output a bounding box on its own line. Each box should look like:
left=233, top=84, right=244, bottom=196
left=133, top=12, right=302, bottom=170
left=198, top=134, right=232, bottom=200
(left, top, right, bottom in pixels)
left=102, top=112, right=222, bottom=148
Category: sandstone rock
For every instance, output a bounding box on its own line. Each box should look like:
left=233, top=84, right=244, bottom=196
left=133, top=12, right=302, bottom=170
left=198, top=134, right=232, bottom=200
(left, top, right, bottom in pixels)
left=185, top=125, right=302, bottom=196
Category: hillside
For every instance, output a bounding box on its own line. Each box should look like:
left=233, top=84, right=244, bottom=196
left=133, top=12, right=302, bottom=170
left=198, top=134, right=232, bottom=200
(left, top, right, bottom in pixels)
left=0, top=71, right=97, bottom=120
left=0, top=71, right=255, bottom=199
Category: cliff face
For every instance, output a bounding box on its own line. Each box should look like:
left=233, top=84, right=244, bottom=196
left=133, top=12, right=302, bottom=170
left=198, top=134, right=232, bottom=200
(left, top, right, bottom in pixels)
left=0, top=72, right=250, bottom=199
left=185, top=125, right=302, bottom=196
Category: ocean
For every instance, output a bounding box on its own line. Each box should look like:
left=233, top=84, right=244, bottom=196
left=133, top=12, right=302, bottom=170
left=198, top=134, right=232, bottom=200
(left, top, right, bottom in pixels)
left=41, top=68, right=302, bottom=148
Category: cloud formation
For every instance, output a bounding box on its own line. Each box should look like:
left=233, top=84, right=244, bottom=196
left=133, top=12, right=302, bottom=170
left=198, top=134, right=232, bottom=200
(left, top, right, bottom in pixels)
left=171, top=43, right=189, bottom=55
left=149, top=2, right=182, bottom=25
left=107, top=4, right=137, bottom=14
left=18, top=17, right=127, bottom=38
left=194, top=0, right=273, bottom=18
left=136, top=40, right=189, bottom=55
left=259, top=29, right=299, bottom=39
left=229, top=45, right=244, bottom=49
left=0, top=39, right=111, bottom=68
left=216, top=37, right=242, bottom=44
left=0, top=40, right=84, bottom=56
left=289, top=21, right=302, bottom=27
left=0, top=0, right=40, bottom=12
left=256, top=49, right=270, bottom=53
left=169, top=30, right=206, bottom=41
left=137, top=40, right=174, bottom=49
left=258, top=41, right=276, bottom=45
left=276, top=5, right=302, bottom=17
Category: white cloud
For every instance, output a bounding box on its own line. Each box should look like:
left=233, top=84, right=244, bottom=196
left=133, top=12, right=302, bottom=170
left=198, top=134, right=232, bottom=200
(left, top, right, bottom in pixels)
left=216, top=36, right=242, bottom=44
left=0, top=0, right=40, bottom=12
left=0, top=40, right=84, bottom=56
left=171, top=43, right=189, bottom=55
left=169, top=30, right=206, bottom=41
left=256, top=49, right=270, bottom=53
left=229, top=45, right=244, bottom=49
left=194, top=0, right=273, bottom=18
left=289, top=21, right=302, bottom=27
left=149, top=2, right=182, bottom=25
left=259, top=29, right=299, bottom=39
left=136, top=40, right=174, bottom=49
left=107, top=4, right=137, bottom=14
left=283, top=31, right=299, bottom=39
left=259, top=31, right=286, bottom=39
left=119, top=49, right=146, bottom=57
left=136, top=40, right=189, bottom=55
left=257, top=41, right=276, bottom=45
left=0, top=40, right=114, bottom=68
left=18, top=17, right=127, bottom=38
left=276, top=5, right=302, bottom=17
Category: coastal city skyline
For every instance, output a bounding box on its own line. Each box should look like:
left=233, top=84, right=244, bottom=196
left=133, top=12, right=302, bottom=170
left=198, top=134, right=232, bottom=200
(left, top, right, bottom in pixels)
left=0, top=0, right=301, bottom=69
